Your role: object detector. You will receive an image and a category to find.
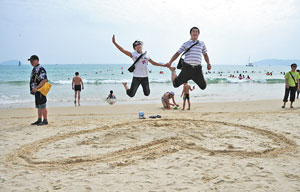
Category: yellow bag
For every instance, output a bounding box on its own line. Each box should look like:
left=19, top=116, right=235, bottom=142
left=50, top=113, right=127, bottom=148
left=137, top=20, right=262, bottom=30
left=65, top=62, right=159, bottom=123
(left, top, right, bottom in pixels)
left=38, top=82, right=52, bottom=96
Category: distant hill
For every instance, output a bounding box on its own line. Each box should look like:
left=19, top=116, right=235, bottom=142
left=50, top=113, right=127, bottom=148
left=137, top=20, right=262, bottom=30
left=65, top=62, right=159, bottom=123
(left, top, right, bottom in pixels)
left=253, top=59, right=300, bottom=66
left=0, top=60, right=22, bottom=65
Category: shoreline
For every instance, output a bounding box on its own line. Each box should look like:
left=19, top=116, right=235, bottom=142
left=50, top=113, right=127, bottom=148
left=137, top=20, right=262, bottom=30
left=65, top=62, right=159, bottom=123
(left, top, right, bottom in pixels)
left=1, top=99, right=298, bottom=116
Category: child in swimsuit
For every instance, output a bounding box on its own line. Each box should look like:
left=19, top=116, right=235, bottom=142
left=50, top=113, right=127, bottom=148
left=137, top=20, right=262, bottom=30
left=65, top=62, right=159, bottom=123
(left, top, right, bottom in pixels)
left=181, top=82, right=195, bottom=110
left=107, top=90, right=116, bottom=99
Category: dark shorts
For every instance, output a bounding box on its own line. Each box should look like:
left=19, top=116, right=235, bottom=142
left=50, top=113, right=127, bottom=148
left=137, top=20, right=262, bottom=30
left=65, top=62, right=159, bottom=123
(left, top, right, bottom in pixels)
left=35, top=91, right=47, bottom=109
left=75, top=85, right=81, bottom=92
left=183, top=93, right=190, bottom=100
left=173, top=62, right=206, bottom=90
left=283, top=86, right=297, bottom=102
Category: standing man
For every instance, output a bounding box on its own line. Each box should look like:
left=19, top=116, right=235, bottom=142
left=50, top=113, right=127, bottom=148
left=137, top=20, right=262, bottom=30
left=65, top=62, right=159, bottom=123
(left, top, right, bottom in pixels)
left=282, top=63, right=300, bottom=108
left=166, top=27, right=211, bottom=89
left=29, top=55, right=48, bottom=125
left=297, top=69, right=300, bottom=99
left=72, top=72, right=84, bottom=106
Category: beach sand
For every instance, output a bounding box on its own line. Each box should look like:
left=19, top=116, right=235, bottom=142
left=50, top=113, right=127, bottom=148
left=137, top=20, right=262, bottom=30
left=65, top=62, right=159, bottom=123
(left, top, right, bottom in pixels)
left=0, top=100, right=300, bottom=191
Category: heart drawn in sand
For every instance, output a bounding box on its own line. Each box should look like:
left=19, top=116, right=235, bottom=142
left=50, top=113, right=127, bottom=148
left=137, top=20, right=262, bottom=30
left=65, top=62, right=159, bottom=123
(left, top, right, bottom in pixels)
left=8, top=119, right=296, bottom=169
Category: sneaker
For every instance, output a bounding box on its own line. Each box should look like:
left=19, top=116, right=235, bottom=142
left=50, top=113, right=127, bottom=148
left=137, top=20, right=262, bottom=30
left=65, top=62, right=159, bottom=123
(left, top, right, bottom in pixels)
left=37, top=120, right=48, bottom=126
left=31, top=120, right=41, bottom=125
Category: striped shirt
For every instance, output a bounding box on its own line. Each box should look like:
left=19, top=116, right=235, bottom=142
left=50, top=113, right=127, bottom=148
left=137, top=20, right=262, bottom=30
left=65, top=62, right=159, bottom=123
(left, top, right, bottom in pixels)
left=177, top=40, right=207, bottom=66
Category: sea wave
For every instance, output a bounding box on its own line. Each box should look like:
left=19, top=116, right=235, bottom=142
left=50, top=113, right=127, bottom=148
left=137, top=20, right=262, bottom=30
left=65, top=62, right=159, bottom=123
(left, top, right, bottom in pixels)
left=206, top=78, right=285, bottom=84
left=0, top=78, right=285, bottom=85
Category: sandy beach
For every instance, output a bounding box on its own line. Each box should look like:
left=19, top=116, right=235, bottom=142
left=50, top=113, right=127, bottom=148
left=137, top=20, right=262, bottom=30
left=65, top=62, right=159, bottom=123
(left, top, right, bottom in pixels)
left=0, top=100, right=300, bottom=191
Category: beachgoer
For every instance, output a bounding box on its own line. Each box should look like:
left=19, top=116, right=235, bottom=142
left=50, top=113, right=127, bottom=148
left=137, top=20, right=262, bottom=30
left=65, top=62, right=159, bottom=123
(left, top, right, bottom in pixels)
left=107, top=90, right=116, bottom=99
left=246, top=75, right=251, bottom=80
left=166, top=27, right=211, bottom=90
left=297, top=69, right=300, bottom=99
left=29, top=55, right=48, bottom=126
left=112, top=35, right=166, bottom=97
left=72, top=72, right=84, bottom=106
left=238, top=74, right=243, bottom=80
left=181, top=82, right=195, bottom=110
left=161, top=91, right=179, bottom=110
left=282, top=63, right=300, bottom=108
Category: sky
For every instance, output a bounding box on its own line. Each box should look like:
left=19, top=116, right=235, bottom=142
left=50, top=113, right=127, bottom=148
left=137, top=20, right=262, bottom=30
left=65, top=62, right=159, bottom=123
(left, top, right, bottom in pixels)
left=0, top=0, right=299, bottom=65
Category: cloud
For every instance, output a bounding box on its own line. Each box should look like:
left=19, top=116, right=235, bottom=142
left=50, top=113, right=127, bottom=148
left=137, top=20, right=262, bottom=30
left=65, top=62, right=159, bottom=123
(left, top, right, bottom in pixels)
left=0, top=0, right=299, bottom=64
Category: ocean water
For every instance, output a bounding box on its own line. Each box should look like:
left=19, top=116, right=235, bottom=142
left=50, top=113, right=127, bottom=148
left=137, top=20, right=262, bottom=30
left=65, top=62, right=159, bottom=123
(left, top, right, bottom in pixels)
left=0, top=64, right=292, bottom=108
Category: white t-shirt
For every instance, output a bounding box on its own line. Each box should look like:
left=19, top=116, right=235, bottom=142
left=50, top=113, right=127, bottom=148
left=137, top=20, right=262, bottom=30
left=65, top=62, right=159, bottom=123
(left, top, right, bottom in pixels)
left=131, top=51, right=150, bottom=77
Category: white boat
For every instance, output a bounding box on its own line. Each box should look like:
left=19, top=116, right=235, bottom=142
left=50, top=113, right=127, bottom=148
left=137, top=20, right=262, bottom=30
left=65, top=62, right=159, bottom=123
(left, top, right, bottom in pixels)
left=246, top=56, right=253, bottom=67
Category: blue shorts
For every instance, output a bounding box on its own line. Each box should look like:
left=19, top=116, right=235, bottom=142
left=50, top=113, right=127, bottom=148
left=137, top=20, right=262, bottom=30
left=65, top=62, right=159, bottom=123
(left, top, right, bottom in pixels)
left=183, top=93, right=190, bottom=100
left=36, top=103, right=47, bottom=109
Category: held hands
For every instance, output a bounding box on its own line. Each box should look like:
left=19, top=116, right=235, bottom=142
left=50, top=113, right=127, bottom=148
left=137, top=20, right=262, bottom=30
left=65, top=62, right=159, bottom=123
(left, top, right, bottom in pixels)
left=32, top=88, right=38, bottom=93
left=165, top=62, right=172, bottom=68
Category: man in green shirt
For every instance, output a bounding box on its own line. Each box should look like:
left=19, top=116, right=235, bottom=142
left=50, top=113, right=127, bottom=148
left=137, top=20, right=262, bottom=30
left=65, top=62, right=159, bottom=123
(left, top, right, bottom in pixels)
left=282, top=63, right=300, bottom=108
left=297, top=69, right=300, bottom=99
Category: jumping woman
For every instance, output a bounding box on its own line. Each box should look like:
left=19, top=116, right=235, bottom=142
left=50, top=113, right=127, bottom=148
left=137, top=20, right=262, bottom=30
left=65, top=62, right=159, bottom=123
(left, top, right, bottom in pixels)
left=112, top=35, right=166, bottom=97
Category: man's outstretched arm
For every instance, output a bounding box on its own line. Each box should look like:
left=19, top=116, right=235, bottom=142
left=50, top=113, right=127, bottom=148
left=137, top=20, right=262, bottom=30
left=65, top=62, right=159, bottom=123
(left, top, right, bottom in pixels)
left=166, top=52, right=180, bottom=67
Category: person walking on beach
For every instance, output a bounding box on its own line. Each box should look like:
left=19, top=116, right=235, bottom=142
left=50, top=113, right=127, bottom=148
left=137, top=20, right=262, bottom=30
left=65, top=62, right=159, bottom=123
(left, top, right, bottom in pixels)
left=282, top=63, right=300, bottom=108
left=112, top=35, right=166, bottom=97
left=72, top=72, right=84, bottom=106
left=181, top=82, right=195, bottom=110
left=166, top=27, right=211, bottom=90
left=161, top=91, right=179, bottom=110
left=29, top=55, right=48, bottom=126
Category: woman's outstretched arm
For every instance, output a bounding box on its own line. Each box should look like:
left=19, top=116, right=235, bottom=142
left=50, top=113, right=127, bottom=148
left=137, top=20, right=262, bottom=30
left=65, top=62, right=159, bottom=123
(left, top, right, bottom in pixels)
left=112, top=35, right=132, bottom=58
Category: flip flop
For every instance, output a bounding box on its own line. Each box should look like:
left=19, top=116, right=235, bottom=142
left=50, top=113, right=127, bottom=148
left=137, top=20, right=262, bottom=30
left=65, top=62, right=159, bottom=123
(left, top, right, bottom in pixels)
left=149, top=115, right=157, bottom=119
